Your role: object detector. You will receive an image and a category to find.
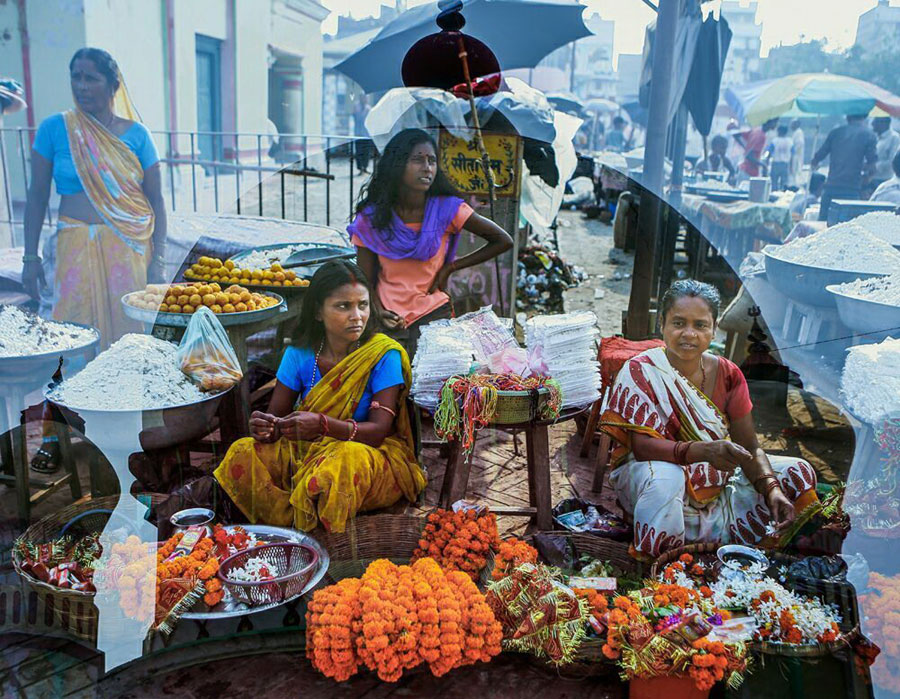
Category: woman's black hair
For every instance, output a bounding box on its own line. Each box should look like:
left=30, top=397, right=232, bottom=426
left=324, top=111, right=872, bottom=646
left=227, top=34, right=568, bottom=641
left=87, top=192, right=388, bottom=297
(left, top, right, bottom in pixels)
left=659, top=279, right=721, bottom=325
left=293, top=260, right=375, bottom=349
left=69, top=48, right=120, bottom=94
left=353, top=128, right=459, bottom=233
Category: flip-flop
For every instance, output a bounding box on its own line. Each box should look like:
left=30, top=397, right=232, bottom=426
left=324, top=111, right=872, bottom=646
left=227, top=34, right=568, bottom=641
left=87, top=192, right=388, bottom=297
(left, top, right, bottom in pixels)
left=30, top=444, right=61, bottom=474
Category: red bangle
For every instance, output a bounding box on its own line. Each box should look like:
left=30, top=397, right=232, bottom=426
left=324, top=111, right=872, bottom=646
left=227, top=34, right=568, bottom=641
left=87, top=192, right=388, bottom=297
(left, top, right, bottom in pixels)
left=319, top=413, right=330, bottom=437
left=673, top=441, right=692, bottom=465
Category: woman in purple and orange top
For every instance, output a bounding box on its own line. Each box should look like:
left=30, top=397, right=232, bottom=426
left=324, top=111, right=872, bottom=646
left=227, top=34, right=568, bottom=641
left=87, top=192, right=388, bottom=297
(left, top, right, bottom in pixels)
left=350, top=128, right=512, bottom=358
left=600, top=280, right=819, bottom=561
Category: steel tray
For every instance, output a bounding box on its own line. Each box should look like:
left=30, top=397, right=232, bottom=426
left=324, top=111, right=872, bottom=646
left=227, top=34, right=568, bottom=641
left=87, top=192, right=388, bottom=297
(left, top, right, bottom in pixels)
left=121, top=292, right=286, bottom=328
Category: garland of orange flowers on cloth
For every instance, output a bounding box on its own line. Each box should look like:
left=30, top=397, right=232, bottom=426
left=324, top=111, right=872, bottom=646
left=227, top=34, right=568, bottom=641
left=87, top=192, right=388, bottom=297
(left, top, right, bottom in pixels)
left=305, top=557, right=502, bottom=682
left=434, top=374, right=562, bottom=456
left=412, top=508, right=500, bottom=581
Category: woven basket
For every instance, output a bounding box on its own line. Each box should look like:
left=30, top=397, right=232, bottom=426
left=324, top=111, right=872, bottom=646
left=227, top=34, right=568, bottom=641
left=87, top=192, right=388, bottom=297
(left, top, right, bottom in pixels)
left=314, top=514, right=426, bottom=584
left=12, top=495, right=125, bottom=642
left=491, top=388, right=550, bottom=425
left=522, top=531, right=642, bottom=678
left=649, top=543, right=854, bottom=658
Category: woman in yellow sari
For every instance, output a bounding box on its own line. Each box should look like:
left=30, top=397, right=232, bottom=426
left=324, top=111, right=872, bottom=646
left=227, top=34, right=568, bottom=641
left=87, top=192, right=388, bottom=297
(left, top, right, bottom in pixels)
left=23, top=48, right=167, bottom=473
left=215, top=260, right=426, bottom=533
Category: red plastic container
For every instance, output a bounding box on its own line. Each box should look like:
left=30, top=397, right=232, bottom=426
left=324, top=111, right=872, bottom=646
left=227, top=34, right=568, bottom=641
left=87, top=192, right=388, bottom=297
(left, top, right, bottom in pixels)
left=629, top=676, right=710, bottom=699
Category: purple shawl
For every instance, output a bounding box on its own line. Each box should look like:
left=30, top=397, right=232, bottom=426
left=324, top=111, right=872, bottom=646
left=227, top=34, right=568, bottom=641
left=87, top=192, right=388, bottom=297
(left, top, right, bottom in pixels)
left=348, top=195, right=465, bottom=262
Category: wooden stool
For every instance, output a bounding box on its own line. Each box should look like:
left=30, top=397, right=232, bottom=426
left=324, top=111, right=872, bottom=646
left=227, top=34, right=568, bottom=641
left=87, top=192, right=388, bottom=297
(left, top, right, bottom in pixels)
left=438, top=408, right=586, bottom=531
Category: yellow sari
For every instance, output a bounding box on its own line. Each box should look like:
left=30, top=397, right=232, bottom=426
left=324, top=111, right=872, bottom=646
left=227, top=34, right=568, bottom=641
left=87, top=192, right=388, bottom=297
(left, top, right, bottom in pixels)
left=55, top=107, right=154, bottom=346
left=214, top=334, right=426, bottom=533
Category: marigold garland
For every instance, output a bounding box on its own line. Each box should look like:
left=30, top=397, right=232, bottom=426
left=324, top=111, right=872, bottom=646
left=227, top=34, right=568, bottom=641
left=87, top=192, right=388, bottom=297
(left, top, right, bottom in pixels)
left=491, top=538, right=538, bottom=581
left=412, top=509, right=500, bottom=581
left=306, top=558, right=502, bottom=682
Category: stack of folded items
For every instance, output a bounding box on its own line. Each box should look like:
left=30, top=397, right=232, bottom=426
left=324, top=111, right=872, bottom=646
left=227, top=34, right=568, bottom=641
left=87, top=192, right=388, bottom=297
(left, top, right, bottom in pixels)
left=525, top=311, right=601, bottom=409
left=411, top=322, right=477, bottom=410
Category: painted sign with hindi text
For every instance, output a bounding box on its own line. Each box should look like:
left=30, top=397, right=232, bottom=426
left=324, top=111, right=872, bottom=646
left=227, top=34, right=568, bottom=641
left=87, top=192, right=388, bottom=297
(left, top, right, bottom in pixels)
left=438, top=130, right=519, bottom=197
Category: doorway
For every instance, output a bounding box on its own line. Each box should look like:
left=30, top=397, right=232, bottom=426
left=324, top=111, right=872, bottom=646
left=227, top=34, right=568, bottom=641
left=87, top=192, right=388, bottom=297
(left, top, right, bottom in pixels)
left=195, top=34, right=222, bottom=166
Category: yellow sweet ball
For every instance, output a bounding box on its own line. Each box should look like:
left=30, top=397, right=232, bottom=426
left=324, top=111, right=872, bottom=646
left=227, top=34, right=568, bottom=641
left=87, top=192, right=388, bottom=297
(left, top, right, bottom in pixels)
left=262, top=270, right=274, bottom=281
left=285, top=270, right=297, bottom=281
left=210, top=283, right=221, bottom=292
left=201, top=293, right=216, bottom=306
left=170, top=285, right=184, bottom=297
left=246, top=300, right=256, bottom=311
left=261, top=279, right=272, bottom=285
left=241, top=268, right=252, bottom=279
left=239, top=291, right=251, bottom=302
left=226, top=277, right=239, bottom=284
left=197, top=256, right=208, bottom=265
left=250, top=269, right=263, bottom=281
left=211, top=304, right=222, bottom=313
left=168, top=304, right=182, bottom=313
left=215, top=292, right=229, bottom=306
left=226, top=293, right=239, bottom=305
left=271, top=262, right=283, bottom=272
left=273, top=271, right=286, bottom=282
left=235, top=302, right=248, bottom=312
left=159, top=303, right=169, bottom=313
left=223, top=303, right=236, bottom=313
left=176, top=295, right=188, bottom=306
left=182, top=304, right=195, bottom=314
left=187, top=294, right=200, bottom=307
left=209, top=258, right=223, bottom=269
left=224, top=259, right=235, bottom=271
left=164, top=295, right=177, bottom=306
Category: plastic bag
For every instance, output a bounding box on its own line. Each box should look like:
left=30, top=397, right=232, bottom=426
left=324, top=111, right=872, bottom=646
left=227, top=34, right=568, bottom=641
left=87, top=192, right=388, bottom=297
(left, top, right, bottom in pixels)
left=176, top=306, right=242, bottom=392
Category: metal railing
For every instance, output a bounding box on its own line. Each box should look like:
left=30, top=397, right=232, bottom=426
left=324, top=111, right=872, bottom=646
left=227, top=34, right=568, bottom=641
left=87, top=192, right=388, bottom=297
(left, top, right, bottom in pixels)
left=0, top=126, right=375, bottom=244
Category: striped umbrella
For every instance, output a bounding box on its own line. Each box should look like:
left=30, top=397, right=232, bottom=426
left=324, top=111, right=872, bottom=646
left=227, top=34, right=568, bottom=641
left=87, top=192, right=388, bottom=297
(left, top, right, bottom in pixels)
left=725, top=73, right=900, bottom=126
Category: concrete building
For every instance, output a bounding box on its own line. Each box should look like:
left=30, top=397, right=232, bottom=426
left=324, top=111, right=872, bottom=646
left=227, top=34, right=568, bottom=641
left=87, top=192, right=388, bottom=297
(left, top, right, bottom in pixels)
left=0, top=0, right=329, bottom=199
left=321, top=4, right=403, bottom=137
left=855, top=0, right=900, bottom=54
left=536, top=12, right=616, bottom=101
left=615, top=53, right=643, bottom=103
left=719, top=0, right=761, bottom=88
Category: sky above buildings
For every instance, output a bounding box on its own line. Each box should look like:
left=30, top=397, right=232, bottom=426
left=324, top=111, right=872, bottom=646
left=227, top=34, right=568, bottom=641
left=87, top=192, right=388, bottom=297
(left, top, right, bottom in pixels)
left=321, top=0, right=880, bottom=65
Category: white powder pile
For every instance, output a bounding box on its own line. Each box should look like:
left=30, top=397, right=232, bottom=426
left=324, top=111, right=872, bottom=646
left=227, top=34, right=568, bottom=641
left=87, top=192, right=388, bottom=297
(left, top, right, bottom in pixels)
left=841, top=337, right=900, bottom=423
left=847, top=211, right=900, bottom=247
left=768, top=224, right=900, bottom=273
left=237, top=245, right=310, bottom=271
left=833, top=272, right=900, bottom=306
left=49, top=334, right=207, bottom=410
left=0, top=305, right=97, bottom=358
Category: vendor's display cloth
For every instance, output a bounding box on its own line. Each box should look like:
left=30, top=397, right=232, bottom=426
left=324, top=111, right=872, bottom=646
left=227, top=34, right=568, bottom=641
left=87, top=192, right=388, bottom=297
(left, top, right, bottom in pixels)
left=680, top=194, right=793, bottom=240
left=214, top=334, right=425, bottom=533
left=600, top=347, right=818, bottom=558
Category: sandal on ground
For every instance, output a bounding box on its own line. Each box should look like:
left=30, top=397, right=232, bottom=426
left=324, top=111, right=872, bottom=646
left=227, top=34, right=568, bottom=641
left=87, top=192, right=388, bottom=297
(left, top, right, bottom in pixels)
left=30, top=440, right=61, bottom=474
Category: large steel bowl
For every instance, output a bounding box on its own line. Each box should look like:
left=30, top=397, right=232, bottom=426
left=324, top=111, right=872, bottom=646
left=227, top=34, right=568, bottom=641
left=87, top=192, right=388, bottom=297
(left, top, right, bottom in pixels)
left=763, top=250, right=885, bottom=308
left=0, top=321, right=100, bottom=379
left=46, top=386, right=231, bottom=452
left=826, top=283, right=900, bottom=335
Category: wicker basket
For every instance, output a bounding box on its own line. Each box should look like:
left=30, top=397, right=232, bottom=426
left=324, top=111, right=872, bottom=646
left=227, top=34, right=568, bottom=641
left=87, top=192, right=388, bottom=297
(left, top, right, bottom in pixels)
left=649, top=543, right=854, bottom=658
left=314, top=514, right=426, bottom=584
left=218, top=542, right=318, bottom=606
left=11, top=495, right=126, bottom=642
left=491, top=388, right=550, bottom=425
left=521, top=531, right=642, bottom=678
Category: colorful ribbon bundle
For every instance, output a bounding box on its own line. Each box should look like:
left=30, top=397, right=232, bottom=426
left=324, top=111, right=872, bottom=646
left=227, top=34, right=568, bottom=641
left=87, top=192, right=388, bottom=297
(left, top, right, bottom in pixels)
left=434, top=373, right=563, bottom=457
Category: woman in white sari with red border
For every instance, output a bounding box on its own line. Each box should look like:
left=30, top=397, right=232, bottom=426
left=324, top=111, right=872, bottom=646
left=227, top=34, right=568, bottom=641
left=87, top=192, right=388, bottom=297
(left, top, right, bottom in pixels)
left=601, top=280, right=819, bottom=561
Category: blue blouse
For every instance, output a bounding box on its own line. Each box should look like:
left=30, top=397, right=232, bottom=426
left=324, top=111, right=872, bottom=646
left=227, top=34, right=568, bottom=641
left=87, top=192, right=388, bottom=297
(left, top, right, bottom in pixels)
left=276, top=346, right=404, bottom=422
left=33, top=113, right=160, bottom=195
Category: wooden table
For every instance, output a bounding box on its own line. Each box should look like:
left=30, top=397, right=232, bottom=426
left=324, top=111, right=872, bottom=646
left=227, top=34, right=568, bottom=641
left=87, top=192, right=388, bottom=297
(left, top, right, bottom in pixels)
left=438, top=407, right=586, bottom=531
